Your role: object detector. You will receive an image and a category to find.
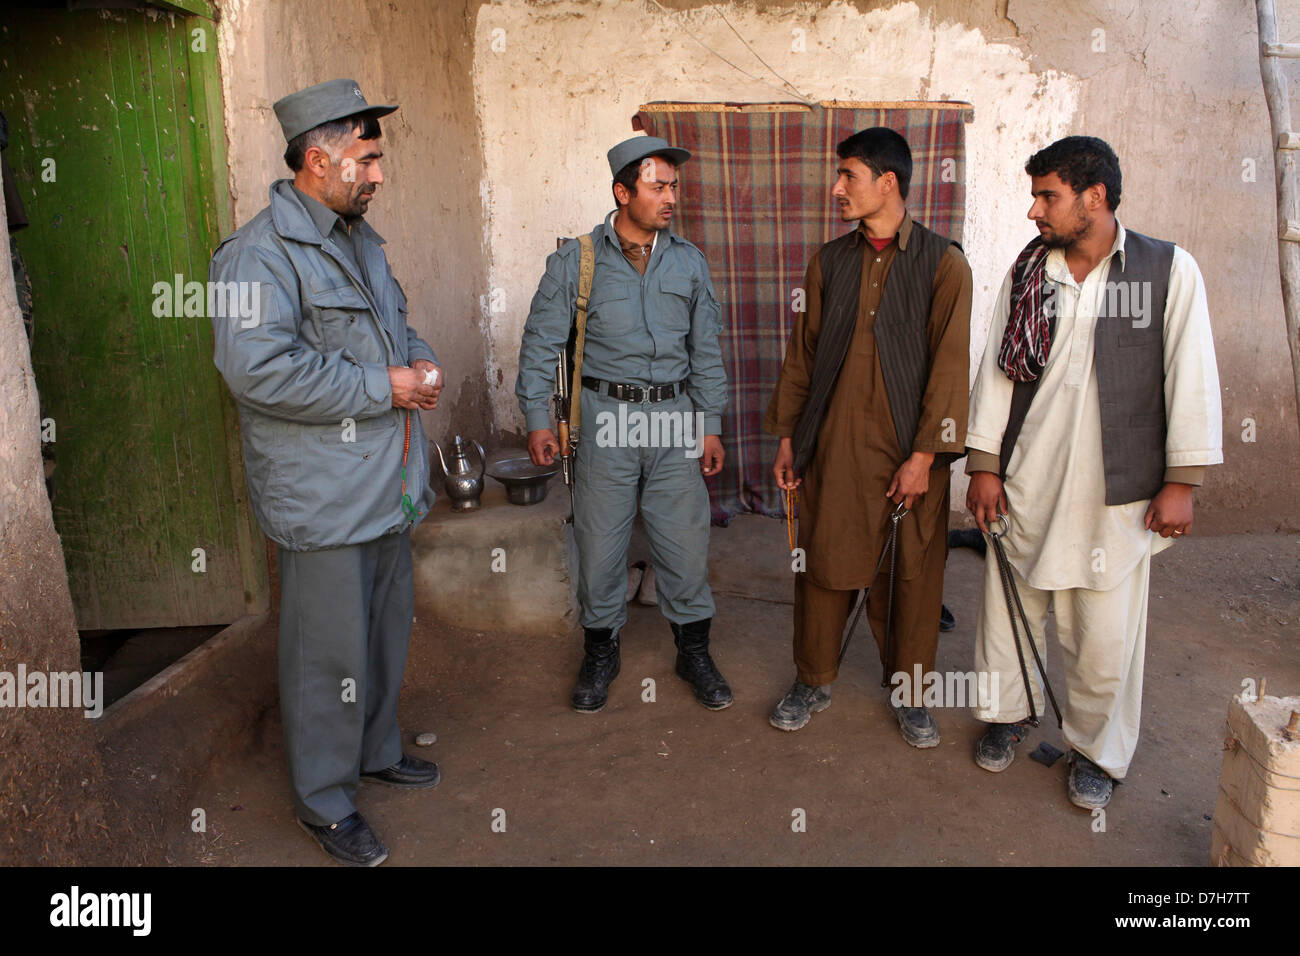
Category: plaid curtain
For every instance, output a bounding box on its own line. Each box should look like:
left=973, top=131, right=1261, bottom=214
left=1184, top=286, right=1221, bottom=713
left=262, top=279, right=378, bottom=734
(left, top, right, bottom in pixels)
left=636, top=103, right=969, bottom=523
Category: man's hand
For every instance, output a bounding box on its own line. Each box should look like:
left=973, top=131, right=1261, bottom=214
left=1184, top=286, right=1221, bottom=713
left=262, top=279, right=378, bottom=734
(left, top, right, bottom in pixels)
left=966, top=471, right=1008, bottom=534
left=700, top=435, right=724, bottom=477
left=388, top=365, right=437, bottom=410
left=887, top=451, right=934, bottom=510
left=410, top=359, right=443, bottom=409
left=1144, top=482, right=1195, bottom=538
left=528, top=428, right=560, bottom=467
left=772, top=437, right=801, bottom=491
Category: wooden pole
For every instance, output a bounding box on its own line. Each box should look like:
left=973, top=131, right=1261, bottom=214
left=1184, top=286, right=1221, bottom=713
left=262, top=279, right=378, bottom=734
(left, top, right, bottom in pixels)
left=1256, top=0, right=1300, bottom=437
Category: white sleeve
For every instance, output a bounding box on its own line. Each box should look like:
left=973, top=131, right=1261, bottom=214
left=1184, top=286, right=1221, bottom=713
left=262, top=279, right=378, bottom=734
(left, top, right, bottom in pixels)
left=966, top=267, right=1017, bottom=457
left=1162, top=247, right=1223, bottom=467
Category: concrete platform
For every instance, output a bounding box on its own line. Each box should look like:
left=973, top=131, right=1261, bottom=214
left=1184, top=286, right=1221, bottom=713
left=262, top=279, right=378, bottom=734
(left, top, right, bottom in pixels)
left=412, top=476, right=576, bottom=638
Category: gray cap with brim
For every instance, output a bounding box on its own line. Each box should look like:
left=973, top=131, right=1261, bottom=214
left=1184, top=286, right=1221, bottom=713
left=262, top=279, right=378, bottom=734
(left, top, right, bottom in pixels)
left=607, top=135, right=691, bottom=177
left=273, top=78, right=398, bottom=143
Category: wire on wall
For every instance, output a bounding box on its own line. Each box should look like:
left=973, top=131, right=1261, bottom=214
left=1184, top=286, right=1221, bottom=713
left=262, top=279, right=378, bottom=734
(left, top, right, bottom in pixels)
left=643, top=0, right=817, bottom=106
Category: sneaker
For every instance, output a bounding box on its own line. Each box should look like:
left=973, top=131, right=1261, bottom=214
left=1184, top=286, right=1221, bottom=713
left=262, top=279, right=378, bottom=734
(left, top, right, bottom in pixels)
left=768, top=681, right=831, bottom=731
left=974, top=721, right=1029, bottom=772
left=893, top=704, right=940, bottom=748
left=1067, top=750, right=1115, bottom=809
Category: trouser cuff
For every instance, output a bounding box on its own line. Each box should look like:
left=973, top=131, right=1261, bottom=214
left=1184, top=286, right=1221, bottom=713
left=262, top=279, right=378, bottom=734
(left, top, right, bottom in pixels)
left=796, top=668, right=837, bottom=686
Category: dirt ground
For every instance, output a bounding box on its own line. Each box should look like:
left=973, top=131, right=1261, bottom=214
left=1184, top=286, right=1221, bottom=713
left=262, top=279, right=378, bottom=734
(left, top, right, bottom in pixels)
left=170, top=518, right=1300, bottom=866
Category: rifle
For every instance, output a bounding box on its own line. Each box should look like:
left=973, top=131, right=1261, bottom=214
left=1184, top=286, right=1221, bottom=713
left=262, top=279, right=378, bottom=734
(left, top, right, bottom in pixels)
left=550, top=232, right=594, bottom=515
left=554, top=348, right=574, bottom=502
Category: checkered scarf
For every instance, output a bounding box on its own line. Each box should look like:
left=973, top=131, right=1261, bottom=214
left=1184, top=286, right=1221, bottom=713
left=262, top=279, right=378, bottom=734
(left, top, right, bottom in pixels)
left=997, top=237, right=1052, bottom=382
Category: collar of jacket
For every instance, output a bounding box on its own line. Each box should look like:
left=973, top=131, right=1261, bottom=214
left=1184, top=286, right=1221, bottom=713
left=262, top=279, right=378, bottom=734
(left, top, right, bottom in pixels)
left=852, top=208, right=913, bottom=251
left=267, top=179, right=387, bottom=247
left=266, top=179, right=396, bottom=356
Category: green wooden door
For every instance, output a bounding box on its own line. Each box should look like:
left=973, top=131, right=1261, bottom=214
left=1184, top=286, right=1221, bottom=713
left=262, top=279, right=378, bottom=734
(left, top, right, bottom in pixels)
left=1, top=4, right=268, bottom=629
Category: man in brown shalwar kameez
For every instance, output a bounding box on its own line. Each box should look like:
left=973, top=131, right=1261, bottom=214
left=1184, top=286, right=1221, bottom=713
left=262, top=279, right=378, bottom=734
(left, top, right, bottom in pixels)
left=764, top=128, right=972, bottom=747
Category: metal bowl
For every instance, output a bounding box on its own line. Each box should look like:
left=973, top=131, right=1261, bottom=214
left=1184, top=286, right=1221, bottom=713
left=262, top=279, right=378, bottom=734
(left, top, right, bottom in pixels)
left=486, top=454, right=559, bottom=506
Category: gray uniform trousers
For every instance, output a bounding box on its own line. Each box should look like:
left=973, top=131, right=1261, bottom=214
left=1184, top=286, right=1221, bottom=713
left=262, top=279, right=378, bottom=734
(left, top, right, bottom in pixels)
left=573, top=387, right=715, bottom=631
left=276, top=528, right=412, bottom=826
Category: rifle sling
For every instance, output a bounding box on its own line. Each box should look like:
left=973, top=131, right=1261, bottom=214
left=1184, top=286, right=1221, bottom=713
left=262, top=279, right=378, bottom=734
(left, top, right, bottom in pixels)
left=569, top=234, right=595, bottom=438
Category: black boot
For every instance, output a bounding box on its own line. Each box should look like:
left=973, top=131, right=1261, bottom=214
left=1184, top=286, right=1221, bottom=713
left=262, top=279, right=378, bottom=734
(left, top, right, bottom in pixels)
left=671, top=618, right=733, bottom=710
left=571, top=627, right=620, bottom=713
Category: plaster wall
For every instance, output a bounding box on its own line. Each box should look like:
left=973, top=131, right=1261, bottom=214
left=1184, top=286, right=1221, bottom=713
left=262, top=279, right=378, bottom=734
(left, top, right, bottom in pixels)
left=473, top=0, right=1300, bottom=532
left=213, top=0, right=494, bottom=448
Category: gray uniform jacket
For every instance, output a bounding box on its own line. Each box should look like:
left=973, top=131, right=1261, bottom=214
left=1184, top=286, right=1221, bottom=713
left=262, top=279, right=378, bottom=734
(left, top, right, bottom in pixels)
left=516, top=214, right=728, bottom=435
left=210, top=180, right=438, bottom=551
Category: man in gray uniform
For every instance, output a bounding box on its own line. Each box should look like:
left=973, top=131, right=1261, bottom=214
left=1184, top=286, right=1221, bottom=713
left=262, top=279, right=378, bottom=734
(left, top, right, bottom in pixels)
left=210, top=79, right=442, bottom=867
left=516, top=135, right=731, bottom=713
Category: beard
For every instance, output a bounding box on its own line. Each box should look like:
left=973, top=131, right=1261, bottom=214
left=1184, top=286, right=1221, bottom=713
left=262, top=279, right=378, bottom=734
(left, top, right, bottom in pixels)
left=1038, top=199, right=1091, bottom=249
left=322, top=179, right=375, bottom=219
left=627, top=205, right=671, bottom=233
left=344, top=186, right=375, bottom=218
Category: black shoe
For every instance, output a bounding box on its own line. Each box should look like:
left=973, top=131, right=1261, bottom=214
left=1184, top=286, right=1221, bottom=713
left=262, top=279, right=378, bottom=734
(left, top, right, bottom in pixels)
left=893, top=704, right=940, bottom=748
left=361, top=753, right=441, bottom=789
left=1067, top=750, right=1115, bottom=809
left=768, top=680, right=831, bottom=731
left=939, top=604, right=956, bottom=631
left=297, top=811, right=388, bottom=867
left=571, top=628, right=620, bottom=713
left=671, top=618, right=733, bottom=710
left=974, top=720, right=1029, bottom=772
left=948, top=527, right=988, bottom=557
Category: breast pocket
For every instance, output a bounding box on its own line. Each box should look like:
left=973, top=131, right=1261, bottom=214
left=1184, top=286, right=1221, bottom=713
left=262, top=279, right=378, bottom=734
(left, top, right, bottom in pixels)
left=657, top=273, right=694, bottom=334
left=588, top=280, right=641, bottom=336
left=308, top=284, right=385, bottom=363
left=1117, top=323, right=1160, bottom=349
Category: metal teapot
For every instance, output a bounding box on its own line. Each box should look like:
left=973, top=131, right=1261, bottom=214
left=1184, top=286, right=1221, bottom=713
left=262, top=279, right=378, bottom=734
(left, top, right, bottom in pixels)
left=434, top=436, right=486, bottom=512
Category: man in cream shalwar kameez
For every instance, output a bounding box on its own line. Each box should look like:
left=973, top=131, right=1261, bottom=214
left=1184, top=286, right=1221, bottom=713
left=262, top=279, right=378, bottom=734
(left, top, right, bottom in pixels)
left=965, top=136, right=1221, bottom=809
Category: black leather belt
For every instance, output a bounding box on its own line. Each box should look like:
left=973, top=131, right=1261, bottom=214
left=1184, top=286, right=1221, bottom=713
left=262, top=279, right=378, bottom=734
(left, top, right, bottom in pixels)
left=582, top=376, right=686, bottom=403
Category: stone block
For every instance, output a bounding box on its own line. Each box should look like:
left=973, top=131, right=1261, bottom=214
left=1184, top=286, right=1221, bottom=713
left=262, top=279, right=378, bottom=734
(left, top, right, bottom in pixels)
left=1210, top=693, right=1300, bottom=866
left=411, top=477, right=576, bottom=638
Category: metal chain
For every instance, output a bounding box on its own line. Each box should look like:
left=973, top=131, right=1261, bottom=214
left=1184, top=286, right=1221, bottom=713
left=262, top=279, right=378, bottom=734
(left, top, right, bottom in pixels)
left=988, top=516, right=1063, bottom=729
left=838, top=501, right=908, bottom=670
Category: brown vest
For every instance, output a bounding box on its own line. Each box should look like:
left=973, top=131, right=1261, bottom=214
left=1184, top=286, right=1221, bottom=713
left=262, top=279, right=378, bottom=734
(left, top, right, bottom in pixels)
left=792, top=220, right=956, bottom=472
left=999, top=229, right=1175, bottom=505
